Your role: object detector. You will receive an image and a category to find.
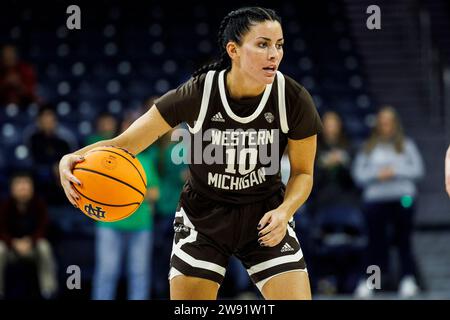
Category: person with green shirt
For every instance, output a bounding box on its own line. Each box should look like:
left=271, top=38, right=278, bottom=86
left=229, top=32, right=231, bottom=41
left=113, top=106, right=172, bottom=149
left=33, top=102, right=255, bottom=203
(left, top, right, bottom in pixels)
left=150, top=129, right=188, bottom=299
left=90, top=111, right=160, bottom=300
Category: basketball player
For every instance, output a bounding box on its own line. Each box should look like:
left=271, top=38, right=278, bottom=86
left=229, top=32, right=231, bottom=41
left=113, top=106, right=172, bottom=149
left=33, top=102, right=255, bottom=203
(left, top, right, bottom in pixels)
left=59, top=7, right=322, bottom=300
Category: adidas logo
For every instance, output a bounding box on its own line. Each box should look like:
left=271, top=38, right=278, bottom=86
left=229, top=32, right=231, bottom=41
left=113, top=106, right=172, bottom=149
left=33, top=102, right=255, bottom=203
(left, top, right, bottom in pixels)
left=281, top=242, right=294, bottom=253
left=211, top=112, right=225, bottom=122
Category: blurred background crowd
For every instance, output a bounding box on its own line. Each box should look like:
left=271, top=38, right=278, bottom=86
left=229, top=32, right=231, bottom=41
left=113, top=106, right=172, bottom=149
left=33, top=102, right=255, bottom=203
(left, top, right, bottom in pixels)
left=0, top=0, right=449, bottom=300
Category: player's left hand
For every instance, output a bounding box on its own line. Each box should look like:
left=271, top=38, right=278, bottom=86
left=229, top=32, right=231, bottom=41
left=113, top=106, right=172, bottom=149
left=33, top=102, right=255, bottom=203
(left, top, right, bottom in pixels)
left=257, top=208, right=290, bottom=247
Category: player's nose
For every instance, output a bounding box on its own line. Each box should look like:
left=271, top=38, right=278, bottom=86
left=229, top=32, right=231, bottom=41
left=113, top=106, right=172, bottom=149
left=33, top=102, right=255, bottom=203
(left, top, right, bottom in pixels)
left=267, top=46, right=279, bottom=61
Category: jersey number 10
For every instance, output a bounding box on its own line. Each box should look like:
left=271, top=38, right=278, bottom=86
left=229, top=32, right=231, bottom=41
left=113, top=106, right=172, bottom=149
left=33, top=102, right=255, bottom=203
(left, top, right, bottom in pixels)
left=224, top=148, right=258, bottom=175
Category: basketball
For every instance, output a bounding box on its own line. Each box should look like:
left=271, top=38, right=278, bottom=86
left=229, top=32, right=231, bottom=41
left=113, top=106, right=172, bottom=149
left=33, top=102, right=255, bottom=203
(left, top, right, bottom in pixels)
left=72, top=146, right=147, bottom=222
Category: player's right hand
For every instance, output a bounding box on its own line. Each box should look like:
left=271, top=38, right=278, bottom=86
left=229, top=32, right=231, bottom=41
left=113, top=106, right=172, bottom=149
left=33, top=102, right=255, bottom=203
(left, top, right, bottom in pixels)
left=59, top=154, right=85, bottom=207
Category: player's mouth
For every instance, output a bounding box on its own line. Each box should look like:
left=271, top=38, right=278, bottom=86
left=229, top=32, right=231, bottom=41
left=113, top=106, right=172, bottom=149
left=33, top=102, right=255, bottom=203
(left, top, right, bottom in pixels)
left=262, top=65, right=277, bottom=76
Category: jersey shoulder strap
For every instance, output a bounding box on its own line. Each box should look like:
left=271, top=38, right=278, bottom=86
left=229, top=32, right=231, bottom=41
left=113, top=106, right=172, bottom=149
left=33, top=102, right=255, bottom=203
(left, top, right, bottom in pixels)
left=188, top=70, right=215, bottom=134
left=276, top=71, right=289, bottom=134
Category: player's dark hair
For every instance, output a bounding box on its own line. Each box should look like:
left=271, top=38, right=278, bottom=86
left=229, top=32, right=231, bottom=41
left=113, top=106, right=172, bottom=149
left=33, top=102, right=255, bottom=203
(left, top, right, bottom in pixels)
left=192, top=7, right=281, bottom=77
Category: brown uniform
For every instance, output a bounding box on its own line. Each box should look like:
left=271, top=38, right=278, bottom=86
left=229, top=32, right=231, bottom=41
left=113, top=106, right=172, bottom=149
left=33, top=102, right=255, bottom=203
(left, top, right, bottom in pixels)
left=155, top=69, right=322, bottom=290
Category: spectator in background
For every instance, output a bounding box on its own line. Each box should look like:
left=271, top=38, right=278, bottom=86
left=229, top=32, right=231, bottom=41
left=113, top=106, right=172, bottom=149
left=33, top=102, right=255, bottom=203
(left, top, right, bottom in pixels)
left=352, top=106, right=424, bottom=298
left=91, top=110, right=160, bottom=300
left=310, top=111, right=359, bottom=212
left=26, top=106, right=72, bottom=205
left=0, top=45, right=38, bottom=107
left=308, top=111, right=365, bottom=295
left=0, top=171, right=58, bottom=299
left=446, top=145, right=450, bottom=197
left=86, top=112, right=119, bottom=146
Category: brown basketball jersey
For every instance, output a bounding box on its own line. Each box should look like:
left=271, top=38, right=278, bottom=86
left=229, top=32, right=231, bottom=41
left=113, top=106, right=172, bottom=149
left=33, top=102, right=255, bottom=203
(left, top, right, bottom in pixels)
left=155, top=70, right=322, bottom=204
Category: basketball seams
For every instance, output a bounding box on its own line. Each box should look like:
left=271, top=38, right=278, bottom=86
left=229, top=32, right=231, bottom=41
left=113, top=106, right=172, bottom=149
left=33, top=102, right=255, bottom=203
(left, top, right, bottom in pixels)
left=112, top=204, right=141, bottom=222
left=73, top=184, right=142, bottom=207
left=73, top=167, right=145, bottom=198
left=87, top=149, right=147, bottom=189
left=72, top=146, right=147, bottom=222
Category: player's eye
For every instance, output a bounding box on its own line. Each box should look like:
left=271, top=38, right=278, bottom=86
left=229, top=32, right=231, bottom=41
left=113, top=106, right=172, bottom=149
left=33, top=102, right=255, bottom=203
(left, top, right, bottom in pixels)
left=258, top=42, right=268, bottom=48
left=276, top=43, right=284, bottom=50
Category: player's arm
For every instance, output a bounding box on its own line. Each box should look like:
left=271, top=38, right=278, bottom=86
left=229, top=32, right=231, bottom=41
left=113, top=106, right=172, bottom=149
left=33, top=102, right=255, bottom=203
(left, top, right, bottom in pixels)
left=258, top=134, right=316, bottom=247
left=59, top=105, right=172, bottom=206
left=75, top=105, right=172, bottom=156
left=280, top=134, right=316, bottom=215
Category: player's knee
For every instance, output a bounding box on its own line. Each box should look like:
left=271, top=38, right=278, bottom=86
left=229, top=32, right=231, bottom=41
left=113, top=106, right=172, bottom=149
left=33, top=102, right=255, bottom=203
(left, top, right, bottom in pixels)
left=170, top=275, right=219, bottom=299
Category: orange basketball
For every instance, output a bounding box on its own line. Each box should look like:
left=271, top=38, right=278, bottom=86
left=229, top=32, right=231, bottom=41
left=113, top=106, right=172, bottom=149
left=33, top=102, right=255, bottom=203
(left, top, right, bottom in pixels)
left=72, top=146, right=147, bottom=222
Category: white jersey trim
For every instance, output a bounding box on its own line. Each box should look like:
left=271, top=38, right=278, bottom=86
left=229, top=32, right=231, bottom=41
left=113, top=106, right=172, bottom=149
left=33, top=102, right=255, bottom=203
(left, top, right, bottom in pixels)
left=168, top=267, right=220, bottom=288
left=188, top=70, right=215, bottom=134
left=247, top=246, right=304, bottom=276
left=171, top=207, right=226, bottom=276
left=254, top=269, right=308, bottom=292
left=276, top=71, right=289, bottom=134
left=218, top=70, right=273, bottom=124
left=247, top=220, right=302, bottom=276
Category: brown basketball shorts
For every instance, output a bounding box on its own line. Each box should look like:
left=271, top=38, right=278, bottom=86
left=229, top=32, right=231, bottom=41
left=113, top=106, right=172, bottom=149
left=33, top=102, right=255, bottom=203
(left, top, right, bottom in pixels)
left=168, top=184, right=307, bottom=292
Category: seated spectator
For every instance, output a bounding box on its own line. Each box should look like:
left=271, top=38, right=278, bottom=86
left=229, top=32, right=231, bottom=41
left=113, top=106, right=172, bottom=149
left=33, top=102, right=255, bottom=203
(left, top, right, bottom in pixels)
left=0, top=171, right=58, bottom=299
left=352, top=106, right=424, bottom=298
left=26, top=106, right=73, bottom=205
left=0, top=45, right=38, bottom=107
left=308, top=111, right=365, bottom=295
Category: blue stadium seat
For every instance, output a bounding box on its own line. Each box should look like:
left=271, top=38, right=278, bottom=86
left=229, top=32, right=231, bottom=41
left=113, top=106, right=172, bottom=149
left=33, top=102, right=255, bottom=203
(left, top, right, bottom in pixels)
left=2, top=144, right=33, bottom=170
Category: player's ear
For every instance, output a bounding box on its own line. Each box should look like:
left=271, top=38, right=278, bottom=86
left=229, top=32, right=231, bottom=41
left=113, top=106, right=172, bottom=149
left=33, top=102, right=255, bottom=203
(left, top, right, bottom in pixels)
left=226, top=41, right=239, bottom=60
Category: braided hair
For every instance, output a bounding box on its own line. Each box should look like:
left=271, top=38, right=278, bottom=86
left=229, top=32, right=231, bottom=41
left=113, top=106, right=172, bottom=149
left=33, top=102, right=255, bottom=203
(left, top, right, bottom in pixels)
left=192, top=7, right=281, bottom=77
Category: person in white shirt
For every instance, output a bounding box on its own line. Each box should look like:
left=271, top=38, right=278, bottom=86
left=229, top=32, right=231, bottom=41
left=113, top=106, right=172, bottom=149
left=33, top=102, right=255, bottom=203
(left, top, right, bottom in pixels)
left=352, top=106, right=424, bottom=299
